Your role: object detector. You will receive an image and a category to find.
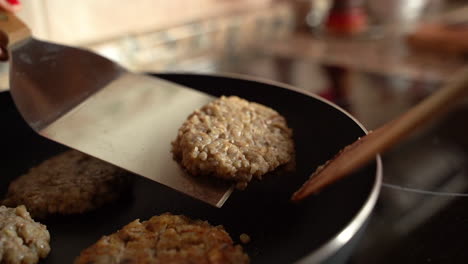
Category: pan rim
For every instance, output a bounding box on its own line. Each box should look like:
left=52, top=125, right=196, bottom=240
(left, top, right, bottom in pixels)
left=154, top=72, right=383, bottom=263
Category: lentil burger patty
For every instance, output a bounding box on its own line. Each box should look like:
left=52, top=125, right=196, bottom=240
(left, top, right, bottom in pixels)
left=0, top=205, right=50, bottom=264
left=172, top=96, right=294, bottom=188
left=2, top=150, right=132, bottom=218
left=74, top=213, right=249, bottom=264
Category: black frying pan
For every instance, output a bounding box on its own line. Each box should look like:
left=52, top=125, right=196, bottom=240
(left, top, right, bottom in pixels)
left=0, top=73, right=382, bottom=263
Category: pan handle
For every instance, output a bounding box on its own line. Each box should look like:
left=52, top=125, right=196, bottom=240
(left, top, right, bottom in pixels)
left=0, top=11, right=30, bottom=60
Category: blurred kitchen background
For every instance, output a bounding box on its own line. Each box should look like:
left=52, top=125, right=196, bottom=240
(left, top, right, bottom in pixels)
left=1, top=0, right=467, bottom=129
left=2, top=0, right=468, bottom=263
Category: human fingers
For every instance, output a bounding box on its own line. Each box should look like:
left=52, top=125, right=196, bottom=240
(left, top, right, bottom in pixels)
left=0, top=0, right=21, bottom=13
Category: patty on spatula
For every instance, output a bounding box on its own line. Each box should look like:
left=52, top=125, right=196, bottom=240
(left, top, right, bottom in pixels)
left=172, top=96, right=295, bottom=189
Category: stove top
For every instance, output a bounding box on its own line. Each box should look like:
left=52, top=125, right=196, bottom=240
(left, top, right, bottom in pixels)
left=350, top=106, right=468, bottom=264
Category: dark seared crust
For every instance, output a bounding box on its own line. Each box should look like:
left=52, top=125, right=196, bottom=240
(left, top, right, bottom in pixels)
left=2, top=150, right=132, bottom=218
left=0, top=205, right=50, bottom=264
left=74, top=213, right=249, bottom=264
left=172, top=96, right=294, bottom=188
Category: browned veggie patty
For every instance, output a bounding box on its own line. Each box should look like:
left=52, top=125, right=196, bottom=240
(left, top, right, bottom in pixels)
left=2, top=150, right=132, bottom=218
left=0, top=205, right=50, bottom=264
left=172, top=96, right=294, bottom=188
left=74, top=213, right=249, bottom=264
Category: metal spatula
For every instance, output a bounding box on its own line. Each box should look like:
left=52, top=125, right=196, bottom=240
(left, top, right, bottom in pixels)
left=0, top=12, right=233, bottom=207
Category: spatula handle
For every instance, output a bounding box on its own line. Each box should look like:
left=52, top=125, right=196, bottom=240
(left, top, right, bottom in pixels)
left=0, top=11, right=30, bottom=48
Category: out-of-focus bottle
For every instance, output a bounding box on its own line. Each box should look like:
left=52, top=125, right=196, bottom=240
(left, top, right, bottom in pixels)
left=324, top=0, right=368, bottom=36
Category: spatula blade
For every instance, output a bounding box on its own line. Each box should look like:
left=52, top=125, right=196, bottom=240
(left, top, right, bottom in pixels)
left=41, top=73, right=233, bottom=207
left=9, top=39, right=233, bottom=207
left=9, top=39, right=124, bottom=130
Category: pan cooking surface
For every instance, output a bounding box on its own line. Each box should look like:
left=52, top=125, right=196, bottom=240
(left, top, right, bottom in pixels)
left=0, top=74, right=379, bottom=263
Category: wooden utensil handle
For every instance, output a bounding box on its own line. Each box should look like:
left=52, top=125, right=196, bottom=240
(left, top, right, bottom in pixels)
left=373, top=67, right=468, bottom=146
left=0, top=11, right=30, bottom=48
left=292, top=67, right=468, bottom=201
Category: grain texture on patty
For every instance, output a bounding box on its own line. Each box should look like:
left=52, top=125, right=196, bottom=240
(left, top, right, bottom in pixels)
left=74, top=213, right=249, bottom=264
left=2, top=150, right=132, bottom=218
left=0, top=205, right=50, bottom=264
left=172, top=96, right=294, bottom=188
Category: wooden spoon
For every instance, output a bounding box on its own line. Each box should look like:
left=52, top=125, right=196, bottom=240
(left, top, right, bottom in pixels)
left=291, top=67, right=468, bottom=202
